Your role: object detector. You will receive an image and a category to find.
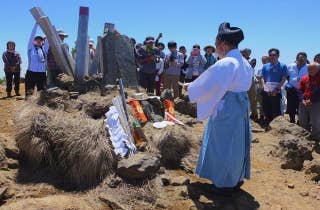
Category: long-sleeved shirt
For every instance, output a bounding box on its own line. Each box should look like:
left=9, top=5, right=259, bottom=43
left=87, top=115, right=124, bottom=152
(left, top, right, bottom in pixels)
left=185, top=54, right=207, bottom=79
left=138, top=46, right=160, bottom=74
left=27, top=24, right=49, bottom=73
left=286, top=63, right=308, bottom=89
left=164, top=51, right=184, bottom=76
left=2, top=50, right=22, bottom=72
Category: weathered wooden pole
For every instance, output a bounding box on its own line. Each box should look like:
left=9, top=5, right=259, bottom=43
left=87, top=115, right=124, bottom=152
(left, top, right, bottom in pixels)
left=75, top=6, right=89, bottom=82
left=30, top=7, right=74, bottom=77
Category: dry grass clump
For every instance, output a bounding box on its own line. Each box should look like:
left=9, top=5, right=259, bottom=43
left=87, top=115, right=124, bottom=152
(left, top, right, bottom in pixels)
left=149, top=126, right=191, bottom=168
left=15, top=101, right=117, bottom=187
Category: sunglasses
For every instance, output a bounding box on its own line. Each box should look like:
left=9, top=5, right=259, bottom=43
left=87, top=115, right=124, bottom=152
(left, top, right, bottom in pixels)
left=269, top=54, right=278, bottom=57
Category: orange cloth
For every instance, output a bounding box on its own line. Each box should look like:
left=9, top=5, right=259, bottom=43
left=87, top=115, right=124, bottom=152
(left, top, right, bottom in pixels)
left=129, top=99, right=148, bottom=123
left=164, top=99, right=175, bottom=122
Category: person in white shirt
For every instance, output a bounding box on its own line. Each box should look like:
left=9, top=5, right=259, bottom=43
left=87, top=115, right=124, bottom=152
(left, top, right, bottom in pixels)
left=25, top=23, right=49, bottom=97
left=285, top=52, right=308, bottom=123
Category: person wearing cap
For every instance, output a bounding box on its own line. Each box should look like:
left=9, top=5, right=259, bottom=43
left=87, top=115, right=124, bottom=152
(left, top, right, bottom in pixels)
left=163, top=41, right=184, bottom=98
left=184, top=45, right=207, bottom=82
left=285, top=52, right=308, bottom=123
left=298, top=62, right=320, bottom=142
left=138, top=36, right=160, bottom=94
left=2, top=41, right=22, bottom=97
left=47, top=29, right=69, bottom=88
left=204, top=45, right=217, bottom=70
left=260, top=48, right=288, bottom=129
left=25, top=23, right=49, bottom=96
left=89, top=39, right=96, bottom=64
left=186, top=22, right=252, bottom=193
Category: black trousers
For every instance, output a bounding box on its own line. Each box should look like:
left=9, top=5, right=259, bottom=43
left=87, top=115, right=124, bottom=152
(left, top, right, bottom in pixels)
left=5, top=71, right=20, bottom=93
left=286, top=88, right=299, bottom=123
left=25, top=70, right=46, bottom=96
left=140, top=72, right=156, bottom=94
left=262, top=91, right=282, bottom=124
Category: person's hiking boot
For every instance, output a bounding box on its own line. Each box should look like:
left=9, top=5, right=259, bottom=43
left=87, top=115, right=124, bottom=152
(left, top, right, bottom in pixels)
left=6, top=92, right=12, bottom=98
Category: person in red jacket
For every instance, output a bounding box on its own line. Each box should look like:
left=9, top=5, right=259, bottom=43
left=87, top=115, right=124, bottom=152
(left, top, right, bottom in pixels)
left=298, top=62, right=320, bottom=141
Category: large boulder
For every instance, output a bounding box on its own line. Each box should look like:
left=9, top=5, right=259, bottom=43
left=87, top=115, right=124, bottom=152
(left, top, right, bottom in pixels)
left=270, top=116, right=310, bottom=138
left=102, top=33, right=137, bottom=87
left=174, top=97, right=197, bottom=118
left=273, top=134, right=313, bottom=170
left=117, top=153, right=160, bottom=179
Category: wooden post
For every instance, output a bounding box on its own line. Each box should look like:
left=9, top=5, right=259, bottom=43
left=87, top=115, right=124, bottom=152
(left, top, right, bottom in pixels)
left=112, top=96, right=135, bottom=147
left=61, top=43, right=75, bottom=75
left=30, top=7, right=74, bottom=77
left=75, top=6, right=89, bottom=82
left=97, top=36, right=104, bottom=74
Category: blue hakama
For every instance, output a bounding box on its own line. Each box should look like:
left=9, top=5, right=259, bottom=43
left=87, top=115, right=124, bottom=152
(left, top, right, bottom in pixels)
left=188, top=49, right=253, bottom=188
left=195, top=91, right=251, bottom=188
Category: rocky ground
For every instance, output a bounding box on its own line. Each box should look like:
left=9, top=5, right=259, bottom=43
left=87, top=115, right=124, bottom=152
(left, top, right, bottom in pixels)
left=0, top=83, right=320, bottom=210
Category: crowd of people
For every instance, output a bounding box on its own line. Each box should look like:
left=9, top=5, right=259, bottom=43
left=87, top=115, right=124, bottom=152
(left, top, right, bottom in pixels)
left=2, top=21, right=320, bottom=140
left=131, top=34, right=320, bottom=141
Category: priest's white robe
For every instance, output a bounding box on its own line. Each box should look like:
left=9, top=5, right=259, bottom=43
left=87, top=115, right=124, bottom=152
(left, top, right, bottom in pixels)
left=188, top=49, right=253, bottom=188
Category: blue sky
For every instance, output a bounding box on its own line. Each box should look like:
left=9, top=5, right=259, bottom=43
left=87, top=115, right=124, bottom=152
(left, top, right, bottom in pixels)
left=1, top=0, right=319, bottom=78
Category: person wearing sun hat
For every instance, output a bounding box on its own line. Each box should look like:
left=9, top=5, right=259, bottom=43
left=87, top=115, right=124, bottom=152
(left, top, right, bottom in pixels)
left=89, top=38, right=96, bottom=64
left=46, top=28, right=69, bottom=88
left=185, top=22, right=252, bottom=194
left=204, top=45, right=217, bottom=70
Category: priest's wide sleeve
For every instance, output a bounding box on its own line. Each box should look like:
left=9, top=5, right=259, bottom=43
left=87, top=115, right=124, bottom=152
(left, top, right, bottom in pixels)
left=188, top=60, right=236, bottom=120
